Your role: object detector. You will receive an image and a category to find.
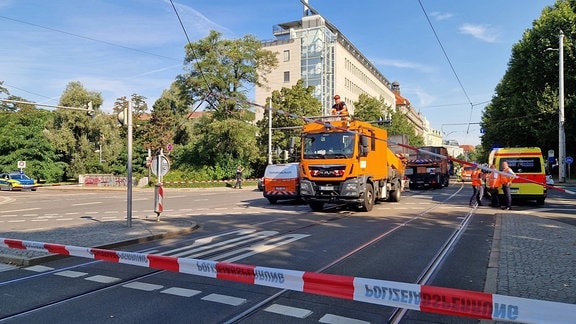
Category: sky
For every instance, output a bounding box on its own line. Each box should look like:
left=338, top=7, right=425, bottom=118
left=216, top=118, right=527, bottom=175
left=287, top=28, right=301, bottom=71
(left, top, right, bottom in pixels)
left=0, top=0, right=558, bottom=146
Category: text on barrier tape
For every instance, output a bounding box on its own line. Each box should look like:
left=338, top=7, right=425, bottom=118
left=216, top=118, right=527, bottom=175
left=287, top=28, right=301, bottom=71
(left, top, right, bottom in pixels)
left=1, top=238, right=575, bottom=323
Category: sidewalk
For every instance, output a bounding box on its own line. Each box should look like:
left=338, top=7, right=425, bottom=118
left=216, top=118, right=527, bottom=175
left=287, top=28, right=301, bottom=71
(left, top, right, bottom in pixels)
left=0, top=215, right=199, bottom=267
left=484, top=210, right=576, bottom=307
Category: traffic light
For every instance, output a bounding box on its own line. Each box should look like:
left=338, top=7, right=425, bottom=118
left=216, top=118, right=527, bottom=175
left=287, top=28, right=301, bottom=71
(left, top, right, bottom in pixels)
left=117, top=107, right=127, bottom=126
left=86, top=101, right=94, bottom=117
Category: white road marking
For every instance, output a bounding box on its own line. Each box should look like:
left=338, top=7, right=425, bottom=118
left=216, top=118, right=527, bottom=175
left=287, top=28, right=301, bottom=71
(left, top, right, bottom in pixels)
left=201, top=293, right=246, bottom=306
left=85, top=275, right=120, bottom=283
left=320, top=314, right=370, bottom=324
left=219, top=234, right=310, bottom=263
left=25, top=265, right=53, bottom=272
left=0, top=208, right=40, bottom=214
left=123, top=282, right=164, bottom=291
left=264, top=304, right=313, bottom=318
left=161, top=287, right=202, bottom=297
left=55, top=270, right=88, bottom=278
left=72, top=202, right=102, bottom=206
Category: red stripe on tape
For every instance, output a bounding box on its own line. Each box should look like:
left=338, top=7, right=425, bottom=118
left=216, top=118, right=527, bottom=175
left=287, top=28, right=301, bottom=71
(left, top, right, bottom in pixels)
left=303, top=272, right=354, bottom=300
left=216, top=262, right=256, bottom=284
left=420, top=285, right=493, bottom=320
left=45, top=243, right=70, bottom=256
left=148, top=254, right=179, bottom=272
left=91, top=248, right=120, bottom=263
left=4, top=239, right=25, bottom=250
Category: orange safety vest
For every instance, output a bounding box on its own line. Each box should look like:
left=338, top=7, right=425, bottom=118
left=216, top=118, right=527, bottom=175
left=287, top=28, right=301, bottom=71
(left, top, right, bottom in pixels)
left=471, top=169, right=482, bottom=186
left=487, top=171, right=501, bottom=189
left=501, top=167, right=515, bottom=185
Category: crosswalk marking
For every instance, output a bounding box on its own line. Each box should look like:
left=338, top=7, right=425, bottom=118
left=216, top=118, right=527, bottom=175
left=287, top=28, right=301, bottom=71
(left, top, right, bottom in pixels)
left=161, top=287, right=201, bottom=297
left=123, top=282, right=163, bottom=291
left=55, top=270, right=87, bottom=278
left=264, top=304, right=313, bottom=318
left=201, top=293, right=246, bottom=306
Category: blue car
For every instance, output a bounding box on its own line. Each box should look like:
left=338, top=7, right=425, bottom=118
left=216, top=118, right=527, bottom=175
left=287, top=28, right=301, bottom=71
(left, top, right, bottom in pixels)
left=0, top=172, right=38, bottom=191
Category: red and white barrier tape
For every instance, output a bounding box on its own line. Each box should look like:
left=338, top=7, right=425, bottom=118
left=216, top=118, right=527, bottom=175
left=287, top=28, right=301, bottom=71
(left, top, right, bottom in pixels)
left=1, top=238, right=574, bottom=323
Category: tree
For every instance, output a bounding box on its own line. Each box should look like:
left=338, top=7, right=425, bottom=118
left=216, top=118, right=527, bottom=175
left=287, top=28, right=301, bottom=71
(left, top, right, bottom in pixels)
left=44, top=81, right=106, bottom=179
left=175, top=30, right=278, bottom=121
left=0, top=106, right=64, bottom=182
left=256, top=80, right=322, bottom=165
left=353, top=94, right=425, bottom=147
left=481, top=0, right=576, bottom=158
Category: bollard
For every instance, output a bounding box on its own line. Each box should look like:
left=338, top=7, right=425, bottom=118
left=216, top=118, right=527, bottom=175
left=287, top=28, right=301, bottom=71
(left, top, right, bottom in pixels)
left=154, top=183, right=163, bottom=222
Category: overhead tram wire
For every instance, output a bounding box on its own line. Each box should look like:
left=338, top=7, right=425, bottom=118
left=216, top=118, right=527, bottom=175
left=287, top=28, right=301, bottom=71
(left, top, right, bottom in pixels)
left=168, top=0, right=219, bottom=112
left=0, top=15, right=179, bottom=62
left=417, top=0, right=476, bottom=134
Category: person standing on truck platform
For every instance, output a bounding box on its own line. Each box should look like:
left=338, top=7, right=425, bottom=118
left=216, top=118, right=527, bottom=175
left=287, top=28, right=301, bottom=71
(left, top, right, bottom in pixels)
left=233, top=165, right=245, bottom=189
left=469, top=165, right=484, bottom=206
left=500, top=161, right=516, bottom=210
left=487, top=164, right=501, bottom=207
left=331, top=95, right=348, bottom=116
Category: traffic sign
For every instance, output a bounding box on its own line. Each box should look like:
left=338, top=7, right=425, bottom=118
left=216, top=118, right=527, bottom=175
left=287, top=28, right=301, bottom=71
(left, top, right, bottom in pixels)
left=17, top=160, right=26, bottom=169
left=150, top=156, right=170, bottom=176
left=566, top=156, right=573, bottom=164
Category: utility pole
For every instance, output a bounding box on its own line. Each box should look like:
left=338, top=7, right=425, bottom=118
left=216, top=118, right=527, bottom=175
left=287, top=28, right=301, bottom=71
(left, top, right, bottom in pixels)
left=559, top=30, right=566, bottom=183
left=268, top=98, right=273, bottom=165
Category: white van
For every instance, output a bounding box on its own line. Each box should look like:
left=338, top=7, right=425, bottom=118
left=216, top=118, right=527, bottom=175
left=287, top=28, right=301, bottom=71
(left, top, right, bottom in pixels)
left=262, top=163, right=301, bottom=204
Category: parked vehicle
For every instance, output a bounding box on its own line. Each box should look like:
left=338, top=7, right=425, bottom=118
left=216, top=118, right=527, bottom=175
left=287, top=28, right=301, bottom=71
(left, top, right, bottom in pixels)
left=0, top=172, right=38, bottom=191
left=299, top=117, right=406, bottom=212
left=488, top=147, right=547, bottom=205
left=262, top=163, right=300, bottom=204
left=460, top=166, right=475, bottom=182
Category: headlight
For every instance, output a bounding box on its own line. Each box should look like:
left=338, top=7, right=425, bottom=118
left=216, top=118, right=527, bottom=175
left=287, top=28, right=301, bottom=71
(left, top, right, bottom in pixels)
left=341, top=180, right=360, bottom=196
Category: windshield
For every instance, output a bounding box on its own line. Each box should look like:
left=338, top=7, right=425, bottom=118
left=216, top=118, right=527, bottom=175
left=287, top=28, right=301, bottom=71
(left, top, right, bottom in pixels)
left=501, top=158, right=542, bottom=173
left=303, top=133, right=355, bottom=159
left=10, top=174, right=30, bottom=180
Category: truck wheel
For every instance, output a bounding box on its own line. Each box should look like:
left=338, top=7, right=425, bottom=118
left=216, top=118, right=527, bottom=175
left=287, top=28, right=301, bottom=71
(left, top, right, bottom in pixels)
left=389, top=181, right=401, bottom=202
left=536, top=198, right=545, bottom=205
left=444, top=175, right=450, bottom=187
left=309, top=201, right=324, bottom=212
left=360, top=183, right=374, bottom=212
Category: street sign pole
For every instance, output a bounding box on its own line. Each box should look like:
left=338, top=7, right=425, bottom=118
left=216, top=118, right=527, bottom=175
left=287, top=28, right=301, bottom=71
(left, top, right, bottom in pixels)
left=127, top=100, right=133, bottom=228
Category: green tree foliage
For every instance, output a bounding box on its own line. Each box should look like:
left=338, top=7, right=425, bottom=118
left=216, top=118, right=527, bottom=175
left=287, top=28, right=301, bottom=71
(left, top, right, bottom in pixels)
left=44, top=81, right=106, bottom=180
left=481, top=0, right=576, bottom=157
left=0, top=106, right=64, bottom=182
left=353, top=93, right=424, bottom=147
left=172, top=115, right=260, bottom=179
left=256, top=80, right=322, bottom=165
left=175, top=30, right=278, bottom=121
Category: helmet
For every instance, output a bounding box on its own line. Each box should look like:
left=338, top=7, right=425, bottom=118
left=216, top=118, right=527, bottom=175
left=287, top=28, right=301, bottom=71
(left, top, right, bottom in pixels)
left=334, top=95, right=340, bottom=99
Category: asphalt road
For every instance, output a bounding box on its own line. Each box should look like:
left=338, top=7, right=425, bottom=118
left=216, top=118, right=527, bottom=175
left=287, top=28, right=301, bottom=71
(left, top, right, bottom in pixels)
left=0, top=183, right=546, bottom=323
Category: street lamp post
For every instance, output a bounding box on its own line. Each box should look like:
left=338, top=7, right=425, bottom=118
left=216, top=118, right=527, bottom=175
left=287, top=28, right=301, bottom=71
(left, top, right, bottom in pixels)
left=559, top=31, right=566, bottom=183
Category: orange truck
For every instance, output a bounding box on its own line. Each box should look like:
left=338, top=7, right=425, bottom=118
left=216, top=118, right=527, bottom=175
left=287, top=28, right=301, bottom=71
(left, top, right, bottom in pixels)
left=405, top=146, right=452, bottom=189
left=299, top=118, right=406, bottom=212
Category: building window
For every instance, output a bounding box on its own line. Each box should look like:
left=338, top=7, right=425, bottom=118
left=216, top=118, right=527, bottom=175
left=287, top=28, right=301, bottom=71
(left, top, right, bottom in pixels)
left=284, top=71, right=290, bottom=83
left=283, top=50, right=290, bottom=62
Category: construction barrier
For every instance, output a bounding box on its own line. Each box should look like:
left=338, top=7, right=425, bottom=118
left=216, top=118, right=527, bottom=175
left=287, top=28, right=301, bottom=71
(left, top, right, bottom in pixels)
left=1, top=238, right=574, bottom=323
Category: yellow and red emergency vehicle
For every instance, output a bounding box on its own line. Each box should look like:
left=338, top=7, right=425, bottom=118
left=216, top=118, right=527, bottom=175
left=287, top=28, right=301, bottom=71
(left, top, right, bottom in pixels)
left=488, top=147, right=547, bottom=205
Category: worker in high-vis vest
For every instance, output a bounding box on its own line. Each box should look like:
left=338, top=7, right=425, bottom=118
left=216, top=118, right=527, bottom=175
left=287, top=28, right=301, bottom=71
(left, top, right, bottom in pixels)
left=487, top=164, right=501, bottom=207
left=500, top=161, right=516, bottom=210
left=469, top=165, right=484, bottom=207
